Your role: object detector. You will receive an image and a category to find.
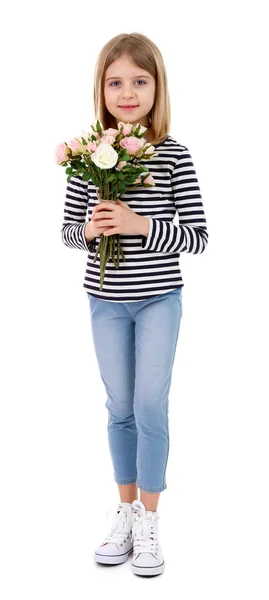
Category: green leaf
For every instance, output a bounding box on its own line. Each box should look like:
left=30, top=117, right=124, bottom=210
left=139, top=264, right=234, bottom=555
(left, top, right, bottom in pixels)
left=121, top=166, right=136, bottom=173
left=71, top=161, right=81, bottom=170
left=82, top=171, right=92, bottom=181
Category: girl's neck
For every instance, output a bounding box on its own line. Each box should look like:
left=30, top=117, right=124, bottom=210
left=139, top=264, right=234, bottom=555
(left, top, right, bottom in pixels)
left=144, top=127, right=153, bottom=144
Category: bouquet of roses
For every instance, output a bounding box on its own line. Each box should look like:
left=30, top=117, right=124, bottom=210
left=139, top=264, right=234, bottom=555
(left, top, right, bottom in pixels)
left=55, top=119, right=157, bottom=290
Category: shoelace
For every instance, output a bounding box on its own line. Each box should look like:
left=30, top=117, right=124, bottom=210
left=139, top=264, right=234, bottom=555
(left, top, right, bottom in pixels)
left=102, top=503, right=132, bottom=546
left=131, top=511, right=159, bottom=554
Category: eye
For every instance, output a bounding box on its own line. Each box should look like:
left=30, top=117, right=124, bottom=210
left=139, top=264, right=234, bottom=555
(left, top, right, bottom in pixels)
left=109, top=80, right=147, bottom=87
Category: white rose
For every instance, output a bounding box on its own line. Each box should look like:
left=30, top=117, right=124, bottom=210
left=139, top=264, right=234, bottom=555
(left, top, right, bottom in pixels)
left=91, top=142, right=118, bottom=169
left=135, top=124, right=147, bottom=134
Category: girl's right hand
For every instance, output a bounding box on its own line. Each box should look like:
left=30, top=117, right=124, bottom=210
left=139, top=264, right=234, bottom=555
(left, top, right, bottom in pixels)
left=85, top=218, right=113, bottom=240
left=85, top=189, right=115, bottom=239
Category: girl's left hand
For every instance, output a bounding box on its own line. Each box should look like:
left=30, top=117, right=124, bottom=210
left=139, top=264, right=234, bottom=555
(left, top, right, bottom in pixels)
left=91, top=198, right=141, bottom=236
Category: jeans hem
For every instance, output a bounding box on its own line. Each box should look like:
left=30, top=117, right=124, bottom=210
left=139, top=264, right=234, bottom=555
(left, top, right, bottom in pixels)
left=137, top=481, right=167, bottom=493
left=114, top=477, right=137, bottom=484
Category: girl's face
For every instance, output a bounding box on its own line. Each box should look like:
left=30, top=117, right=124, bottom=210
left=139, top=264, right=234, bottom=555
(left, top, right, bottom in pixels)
left=104, top=55, right=156, bottom=130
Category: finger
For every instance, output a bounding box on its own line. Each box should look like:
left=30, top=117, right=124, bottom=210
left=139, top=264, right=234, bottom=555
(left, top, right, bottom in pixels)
left=95, top=219, right=115, bottom=227
left=103, top=227, right=119, bottom=236
left=92, top=206, right=106, bottom=217
left=92, top=213, right=107, bottom=221
left=93, top=209, right=114, bottom=220
left=98, top=200, right=116, bottom=206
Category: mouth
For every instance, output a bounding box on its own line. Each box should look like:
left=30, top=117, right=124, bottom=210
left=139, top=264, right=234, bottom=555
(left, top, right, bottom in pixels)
left=119, top=105, right=138, bottom=109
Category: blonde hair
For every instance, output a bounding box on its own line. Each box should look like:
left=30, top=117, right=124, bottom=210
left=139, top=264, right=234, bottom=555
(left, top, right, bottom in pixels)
left=93, top=32, right=171, bottom=146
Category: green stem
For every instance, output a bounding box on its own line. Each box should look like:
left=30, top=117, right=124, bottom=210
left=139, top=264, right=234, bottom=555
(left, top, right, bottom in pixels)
left=92, top=175, right=126, bottom=290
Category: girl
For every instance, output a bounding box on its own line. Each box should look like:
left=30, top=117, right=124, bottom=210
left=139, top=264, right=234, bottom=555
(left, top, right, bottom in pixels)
left=61, top=32, right=209, bottom=577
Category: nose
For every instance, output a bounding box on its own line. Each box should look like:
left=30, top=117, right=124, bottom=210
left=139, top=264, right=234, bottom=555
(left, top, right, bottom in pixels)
left=120, top=83, right=137, bottom=99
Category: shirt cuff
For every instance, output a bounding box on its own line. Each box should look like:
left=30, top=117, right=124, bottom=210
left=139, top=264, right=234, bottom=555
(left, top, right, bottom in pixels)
left=140, top=217, right=154, bottom=250
left=81, top=222, right=96, bottom=251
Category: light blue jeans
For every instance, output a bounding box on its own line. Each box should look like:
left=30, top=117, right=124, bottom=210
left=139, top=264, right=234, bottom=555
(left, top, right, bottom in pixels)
left=87, top=288, right=183, bottom=493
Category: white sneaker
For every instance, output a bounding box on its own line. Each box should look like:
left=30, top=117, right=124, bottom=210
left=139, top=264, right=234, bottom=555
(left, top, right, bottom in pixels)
left=131, top=500, right=165, bottom=576
left=94, top=502, right=133, bottom=565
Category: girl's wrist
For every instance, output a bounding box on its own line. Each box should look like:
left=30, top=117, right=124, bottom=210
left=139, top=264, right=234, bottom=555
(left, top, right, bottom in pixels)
left=84, top=221, right=95, bottom=242
left=137, top=216, right=150, bottom=237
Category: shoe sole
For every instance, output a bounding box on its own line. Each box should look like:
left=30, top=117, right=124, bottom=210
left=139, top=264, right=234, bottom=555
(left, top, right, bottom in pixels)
left=94, top=547, right=133, bottom=565
left=131, top=560, right=165, bottom=576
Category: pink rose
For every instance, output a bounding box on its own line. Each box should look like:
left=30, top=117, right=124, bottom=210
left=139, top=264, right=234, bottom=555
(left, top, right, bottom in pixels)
left=120, top=136, right=144, bottom=155
left=69, top=138, right=84, bottom=155
left=117, top=121, right=133, bottom=135
left=55, top=142, right=69, bottom=165
left=116, top=160, right=127, bottom=170
left=86, top=141, right=98, bottom=153
left=89, top=130, right=100, bottom=141
left=143, top=173, right=154, bottom=185
left=103, top=128, right=119, bottom=137
left=144, top=144, right=155, bottom=156
left=102, top=135, right=116, bottom=145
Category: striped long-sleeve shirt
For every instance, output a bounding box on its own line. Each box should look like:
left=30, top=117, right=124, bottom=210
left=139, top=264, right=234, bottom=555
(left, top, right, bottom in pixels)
left=61, top=135, right=209, bottom=302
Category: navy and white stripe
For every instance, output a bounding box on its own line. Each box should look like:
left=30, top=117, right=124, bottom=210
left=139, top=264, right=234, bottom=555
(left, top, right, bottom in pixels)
left=61, top=135, right=209, bottom=302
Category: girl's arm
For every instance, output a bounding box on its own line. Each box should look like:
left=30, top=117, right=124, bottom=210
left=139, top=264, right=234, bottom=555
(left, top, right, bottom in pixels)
left=61, top=175, right=95, bottom=251
left=139, top=147, right=209, bottom=254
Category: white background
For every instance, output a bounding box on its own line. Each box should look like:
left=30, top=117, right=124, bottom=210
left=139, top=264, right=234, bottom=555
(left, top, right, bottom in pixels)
left=1, top=0, right=268, bottom=598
